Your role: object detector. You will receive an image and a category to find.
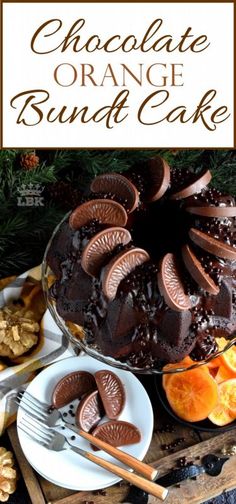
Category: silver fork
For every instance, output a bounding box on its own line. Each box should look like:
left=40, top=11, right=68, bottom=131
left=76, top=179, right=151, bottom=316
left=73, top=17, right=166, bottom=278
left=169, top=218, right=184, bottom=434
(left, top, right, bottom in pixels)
left=15, top=390, right=61, bottom=426
left=18, top=415, right=167, bottom=501
left=15, top=390, right=158, bottom=481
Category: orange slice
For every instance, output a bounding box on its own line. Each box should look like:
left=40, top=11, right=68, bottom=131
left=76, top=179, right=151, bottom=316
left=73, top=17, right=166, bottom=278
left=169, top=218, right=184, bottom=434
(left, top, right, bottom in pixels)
left=162, top=357, right=209, bottom=390
left=162, top=357, right=193, bottom=390
left=221, top=343, right=236, bottom=374
left=206, top=337, right=229, bottom=369
left=215, top=365, right=236, bottom=384
left=207, top=358, right=222, bottom=369
left=208, top=379, right=236, bottom=426
left=165, top=368, right=218, bottom=422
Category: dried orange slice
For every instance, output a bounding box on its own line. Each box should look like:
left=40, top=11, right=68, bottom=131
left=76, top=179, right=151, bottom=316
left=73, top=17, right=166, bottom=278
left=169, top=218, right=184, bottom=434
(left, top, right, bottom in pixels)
left=208, top=379, right=236, bottom=426
left=206, top=337, right=229, bottom=369
left=215, top=365, right=236, bottom=384
left=206, top=358, right=222, bottom=369
left=162, top=356, right=195, bottom=390
left=221, top=344, right=236, bottom=374
left=165, top=368, right=218, bottom=422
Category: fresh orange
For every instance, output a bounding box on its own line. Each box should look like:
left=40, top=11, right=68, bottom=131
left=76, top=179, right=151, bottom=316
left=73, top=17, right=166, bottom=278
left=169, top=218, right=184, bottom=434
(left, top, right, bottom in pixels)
left=215, top=364, right=236, bottom=384
left=221, top=344, right=236, bottom=374
left=165, top=368, right=218, bottom=422
left=208, top=379, right=236, bottom=426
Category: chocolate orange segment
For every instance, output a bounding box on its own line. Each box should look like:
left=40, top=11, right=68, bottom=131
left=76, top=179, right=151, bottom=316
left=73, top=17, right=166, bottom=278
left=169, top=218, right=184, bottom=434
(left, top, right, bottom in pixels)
left=144, top=157, right=170, bottom=202
left=158, top=253, right=192, bottom=312
left=102, top=248, right=150, bottom=301
left=52, top=371, right=96, bottom=409
left=90, top=173, right=139, bottom=213
left=91, top=420, right=141, bottom=450
left=189, top=228, right=236, bottom=261
left=186, top=206, right=236, bottom=217
left=171, top=169, right=212, bottom=200
left=95, top=370, right=125, bottom=419
left=69, top=199, right=127, bottom=230
left=182, top=244, right=219, bottom=295
left=81, top=227, right=132, bottom=277
left=76, top=390, right=104, bottom=432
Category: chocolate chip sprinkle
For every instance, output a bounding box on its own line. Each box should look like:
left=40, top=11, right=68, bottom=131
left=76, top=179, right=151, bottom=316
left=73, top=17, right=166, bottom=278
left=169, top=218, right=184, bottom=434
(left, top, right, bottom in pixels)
left=161, top=438, right=185, bottom=452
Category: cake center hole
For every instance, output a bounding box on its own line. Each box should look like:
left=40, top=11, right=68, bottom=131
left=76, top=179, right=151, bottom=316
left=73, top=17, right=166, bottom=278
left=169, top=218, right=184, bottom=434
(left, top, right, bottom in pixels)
left=132, top=200, right=191, bottom=260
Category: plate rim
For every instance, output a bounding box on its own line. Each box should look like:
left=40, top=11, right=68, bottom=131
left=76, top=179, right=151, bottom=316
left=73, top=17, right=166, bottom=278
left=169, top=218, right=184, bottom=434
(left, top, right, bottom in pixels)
left=17, top=354, right=154, bottom=491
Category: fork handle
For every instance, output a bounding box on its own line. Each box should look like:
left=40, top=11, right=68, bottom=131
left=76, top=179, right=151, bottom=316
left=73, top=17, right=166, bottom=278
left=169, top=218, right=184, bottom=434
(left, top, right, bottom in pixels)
left=70, top=446, right=167, bottom=501
left=77, top=429, right=157, bottom=481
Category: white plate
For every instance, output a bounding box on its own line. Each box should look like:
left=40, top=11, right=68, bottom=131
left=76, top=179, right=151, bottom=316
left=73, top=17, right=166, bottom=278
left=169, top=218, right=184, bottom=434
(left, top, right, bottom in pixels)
left=17, top=354, right=154, bottom=491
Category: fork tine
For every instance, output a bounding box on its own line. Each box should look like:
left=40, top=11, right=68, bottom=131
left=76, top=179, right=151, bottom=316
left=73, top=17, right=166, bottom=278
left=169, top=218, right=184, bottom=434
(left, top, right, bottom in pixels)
left=17, top=400, right=48, bottom=421
left=18, top=390, right=49, bottom=410
left=20, top=416, right=54, bottom=443
left=15, top=399, right=48, bottom=425
left=18, top=423, right=49, bottom=448
left=17, top=394, right=49, bottom=419
left=20, top=421, right=51, bottom=443
left=18, top=391, right=49, bottom=412
left=21, top=414, right=53, bottom=436
left=18, top=425, right=51, bottom=448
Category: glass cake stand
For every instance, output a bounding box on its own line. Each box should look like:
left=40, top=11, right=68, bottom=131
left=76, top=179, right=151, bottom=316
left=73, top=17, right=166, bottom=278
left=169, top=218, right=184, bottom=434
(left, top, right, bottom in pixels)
left=42, top=215, right=236, bottom=375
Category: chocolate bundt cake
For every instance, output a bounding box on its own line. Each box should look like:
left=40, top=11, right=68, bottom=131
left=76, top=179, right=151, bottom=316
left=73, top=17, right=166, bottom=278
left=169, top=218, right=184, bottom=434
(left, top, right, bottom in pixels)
left=47, top=157, right=236, bottom=369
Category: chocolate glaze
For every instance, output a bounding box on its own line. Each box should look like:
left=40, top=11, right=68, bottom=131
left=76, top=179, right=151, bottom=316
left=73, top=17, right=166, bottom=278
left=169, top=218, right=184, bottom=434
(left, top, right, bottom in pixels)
left=47, top=165, right=236, bottom=368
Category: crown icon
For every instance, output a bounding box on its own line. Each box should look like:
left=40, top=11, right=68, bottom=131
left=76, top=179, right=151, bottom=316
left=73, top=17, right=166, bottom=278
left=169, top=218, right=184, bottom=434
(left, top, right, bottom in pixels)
left=17, top=183, right=44, bottom=197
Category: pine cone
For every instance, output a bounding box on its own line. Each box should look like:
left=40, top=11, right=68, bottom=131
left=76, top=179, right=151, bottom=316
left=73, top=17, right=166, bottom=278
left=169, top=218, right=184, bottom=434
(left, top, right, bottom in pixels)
left=0, top=447, right=17, bottom=502
left=20, top=152, right=39, bottom=170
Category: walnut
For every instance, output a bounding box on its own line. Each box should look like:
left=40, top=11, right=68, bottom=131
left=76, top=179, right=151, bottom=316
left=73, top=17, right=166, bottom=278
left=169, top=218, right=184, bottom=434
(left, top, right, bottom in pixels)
left=0, top=447, right=17, bottom=502
left=65, top=320, right=84, bottom=340
left=0, top=361, right=6, bottom=372
left=0, top=306, right=39, bottom=358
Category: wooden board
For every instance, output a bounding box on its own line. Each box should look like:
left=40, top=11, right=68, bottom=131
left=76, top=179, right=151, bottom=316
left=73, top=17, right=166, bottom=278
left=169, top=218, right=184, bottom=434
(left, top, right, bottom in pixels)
left=7, top=378, right=236, bottom=504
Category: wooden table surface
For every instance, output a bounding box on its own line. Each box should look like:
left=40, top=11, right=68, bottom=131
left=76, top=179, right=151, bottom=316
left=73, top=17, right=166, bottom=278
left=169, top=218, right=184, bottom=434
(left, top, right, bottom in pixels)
left=4, top=374, right=236, bottom=504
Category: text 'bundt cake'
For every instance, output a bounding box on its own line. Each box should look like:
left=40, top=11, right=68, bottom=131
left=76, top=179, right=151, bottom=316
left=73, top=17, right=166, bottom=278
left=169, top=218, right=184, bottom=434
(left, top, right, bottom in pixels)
left=47, top=157, right=236, bottom=369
